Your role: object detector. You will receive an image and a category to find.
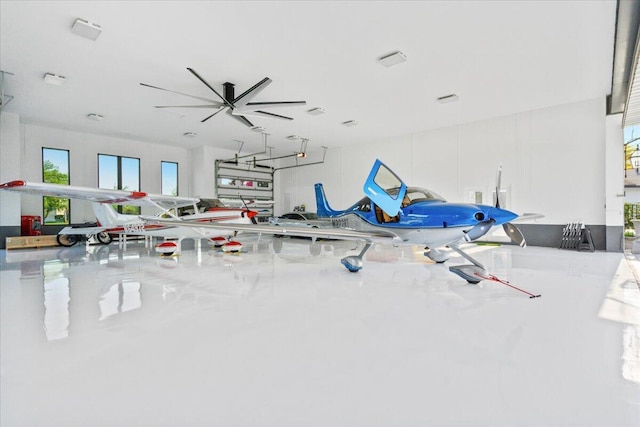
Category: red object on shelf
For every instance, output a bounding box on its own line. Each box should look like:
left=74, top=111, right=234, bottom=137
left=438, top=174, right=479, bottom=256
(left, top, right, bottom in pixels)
left=21, top=215, right=42, bottom=236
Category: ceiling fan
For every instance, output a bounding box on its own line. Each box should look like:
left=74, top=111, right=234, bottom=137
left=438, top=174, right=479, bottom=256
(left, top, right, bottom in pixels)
left=140, top=67, right=306, bottom=128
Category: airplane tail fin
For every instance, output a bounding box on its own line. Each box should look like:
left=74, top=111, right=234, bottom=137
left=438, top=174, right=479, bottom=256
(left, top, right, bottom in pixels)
left=91, top=202, right=132, bottom=227
left=315, top=183, right=340, bottom=217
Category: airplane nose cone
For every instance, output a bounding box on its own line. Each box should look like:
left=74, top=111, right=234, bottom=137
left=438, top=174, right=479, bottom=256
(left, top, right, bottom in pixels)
left=488, top=207, right=518, bottom=224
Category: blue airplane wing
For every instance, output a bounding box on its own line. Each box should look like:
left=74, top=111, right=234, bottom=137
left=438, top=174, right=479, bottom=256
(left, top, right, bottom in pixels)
left=363, top=159, right=407, bottom=217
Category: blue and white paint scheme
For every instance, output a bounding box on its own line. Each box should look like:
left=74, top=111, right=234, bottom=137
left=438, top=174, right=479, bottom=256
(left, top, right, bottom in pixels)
left=150, top=159, right=537, bottom=283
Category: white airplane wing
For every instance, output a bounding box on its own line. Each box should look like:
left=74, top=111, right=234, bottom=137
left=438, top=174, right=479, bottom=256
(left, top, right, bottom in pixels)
left=0, top=180, right=199, bottom=209
left=147, top=217, right=402, bottom=243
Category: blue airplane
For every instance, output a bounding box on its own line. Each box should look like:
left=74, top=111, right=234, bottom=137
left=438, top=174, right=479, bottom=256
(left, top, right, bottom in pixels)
left=151, top=159, right=536, bottom=284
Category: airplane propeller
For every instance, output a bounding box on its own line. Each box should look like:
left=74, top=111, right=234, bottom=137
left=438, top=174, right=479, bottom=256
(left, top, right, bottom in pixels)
left=238, top=195, right=258, bottom=225
left=495, top=165, right=526, bottom=247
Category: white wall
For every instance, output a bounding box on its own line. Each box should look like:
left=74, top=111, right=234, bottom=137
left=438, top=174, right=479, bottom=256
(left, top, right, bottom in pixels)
left=605, top=114, right=624, bottom=226
left=0, top=112, right=22, bottom=226
left=276, top=97, right=608, bottom=225
left=0, top=117, right=198, bottom=223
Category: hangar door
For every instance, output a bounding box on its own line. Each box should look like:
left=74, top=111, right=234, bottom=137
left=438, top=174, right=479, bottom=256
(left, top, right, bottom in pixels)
left=215, top=160, right=274, bottom=222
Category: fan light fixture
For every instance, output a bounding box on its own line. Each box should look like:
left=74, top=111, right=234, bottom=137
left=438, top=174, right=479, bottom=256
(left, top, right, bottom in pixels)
left=437, top=94, right=459, bottom=104
left=183, top=132, right=197, bottom=137
left=43, top=73, right=66, bottom=86
left=307, top=107, right=325, bottom=115
left=251, top=126, right=266, bottom=132
left=342, top=120, right=359, bottom=127
left=71, top=18, right=102, bottom=41
left=87, top=113, right=103, bottom=121
left=378, top=51, right=407, bottom=67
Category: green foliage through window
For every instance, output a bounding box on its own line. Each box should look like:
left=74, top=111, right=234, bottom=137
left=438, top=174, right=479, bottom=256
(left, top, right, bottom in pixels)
left=42, top=148, right=70, bottom=225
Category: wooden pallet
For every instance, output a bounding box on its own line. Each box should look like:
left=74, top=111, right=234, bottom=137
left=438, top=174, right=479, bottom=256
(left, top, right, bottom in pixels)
left=6, top=235, right=59, bottom=250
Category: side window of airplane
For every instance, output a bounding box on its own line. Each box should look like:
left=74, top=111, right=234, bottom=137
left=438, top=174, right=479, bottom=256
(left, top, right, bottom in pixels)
left=355, top=197, right=371, bottom=212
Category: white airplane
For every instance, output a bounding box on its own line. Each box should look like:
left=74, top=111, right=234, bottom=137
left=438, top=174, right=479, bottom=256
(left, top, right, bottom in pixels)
left=0, top=180, right=258, bottom=254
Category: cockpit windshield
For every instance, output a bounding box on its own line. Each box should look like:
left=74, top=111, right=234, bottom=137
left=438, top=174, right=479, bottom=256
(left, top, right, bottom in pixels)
left=388, top=187, right=446, bottom=205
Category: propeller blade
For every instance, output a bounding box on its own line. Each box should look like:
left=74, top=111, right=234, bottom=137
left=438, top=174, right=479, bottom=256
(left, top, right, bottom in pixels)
left=201, top=107, right=226, bottom=122
left=238, top=195, right=258, bottom=224
left=503, top=222, right=526, bottom=247
left=226, top=109, right=253, bottom=127
left=186, top=67, right=232, bottom=106
left=464, top=219, right=495, bottom=242
left=495, top=164, right=503, bottom=208
left=140, top=83, right=220, bottom=103
left=154, top=104, right=224, bottom=109
left=232, top=77, right=272, bottom=109
left=235, top=110, right=294, bottom=120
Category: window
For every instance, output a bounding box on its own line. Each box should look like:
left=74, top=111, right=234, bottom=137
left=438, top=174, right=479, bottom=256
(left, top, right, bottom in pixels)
left=42, top=148, right=70, bottom=225
left=98, top=154, right=141, bottom=214
left=161, top=161, right=178, bottom=196
left=625, top=124, right=640, bottom=187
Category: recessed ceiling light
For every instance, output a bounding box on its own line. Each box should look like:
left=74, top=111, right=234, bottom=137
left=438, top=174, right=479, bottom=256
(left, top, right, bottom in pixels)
left=437, top=94, right=459, bottom=103
left=183, top=132, right=197, bottom=137
left=287, top=135, right=301, bottom=140
left=251, top=126, right=266, bottom=132
left=342, top=120, right=359, bottom=127
left=378, top=51, right=407, bottom=67
left=71, top=18, right=102, bottom=41
left=307, top=107, right=325, bottom=115
left=87, top=113, right=103, bottom=121
left=43, top=73, right=66, bottom=86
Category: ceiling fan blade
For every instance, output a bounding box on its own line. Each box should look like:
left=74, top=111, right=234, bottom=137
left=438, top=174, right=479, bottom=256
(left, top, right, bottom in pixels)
left=233, top=77, right=272, bottom=109
left=238, top=110, right=294, bottom=120
left=201, top=107, right=226, bottom=122
left=235, top=101, right=307, bottom=113
left=503, top=222, right=526, bottom=247
left=186, top=68, right=232, bottom=106
left=140, top=83, right=220, bottom=103
left=154, top=104, right=224, bottom=109
left=226, top=109, right=253, bottom=127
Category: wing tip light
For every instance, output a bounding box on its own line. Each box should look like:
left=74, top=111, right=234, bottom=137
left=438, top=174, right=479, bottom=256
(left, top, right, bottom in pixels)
left=0, top=180, right=26, bottom=189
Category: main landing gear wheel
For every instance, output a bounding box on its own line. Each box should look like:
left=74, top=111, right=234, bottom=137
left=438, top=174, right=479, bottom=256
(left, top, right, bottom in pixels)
left=96, top=232, right=112, bottom=245
left=56, top=234, right=79, bottom=247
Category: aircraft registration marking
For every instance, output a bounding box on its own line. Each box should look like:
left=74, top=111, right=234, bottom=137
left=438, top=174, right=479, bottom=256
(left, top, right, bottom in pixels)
left=124, top=223, right=146, bottom=233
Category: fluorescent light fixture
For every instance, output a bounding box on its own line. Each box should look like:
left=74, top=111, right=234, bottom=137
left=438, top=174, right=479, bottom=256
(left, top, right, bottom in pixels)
left=307, top=107, right=325, bottom=115
left=71, top=18, right=102, bottom=40
left=251, top=126, right=266, bottom=132
left=342, top=120, right=359, bottom=127
left=287, top=135, right=300, bottom=140
left=87, top=113, right=103, bottom=121
left=183, top=132, right=197, bottom=137
left=437, top=94, right=459, bottom=103
left=378, top=51, right=407, bottom=67
left=43, top=73, right=66, bottom=86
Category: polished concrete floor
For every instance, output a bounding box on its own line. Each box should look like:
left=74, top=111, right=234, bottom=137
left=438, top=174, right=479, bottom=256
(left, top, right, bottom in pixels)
left=1, top=237, right=639, bottom=427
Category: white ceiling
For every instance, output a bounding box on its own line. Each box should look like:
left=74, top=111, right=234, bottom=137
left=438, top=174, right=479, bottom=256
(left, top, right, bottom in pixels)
left=0, top=1, right=616, bottom=154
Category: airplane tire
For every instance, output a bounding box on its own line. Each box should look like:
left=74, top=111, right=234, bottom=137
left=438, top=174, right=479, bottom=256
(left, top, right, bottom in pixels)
left=96, top=232, right=112, bottom=245
left=56, top=234, right=78, bottom=247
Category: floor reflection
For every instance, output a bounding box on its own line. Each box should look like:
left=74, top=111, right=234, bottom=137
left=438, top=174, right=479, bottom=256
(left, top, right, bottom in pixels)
left=1, top=238, right=639, bottom=427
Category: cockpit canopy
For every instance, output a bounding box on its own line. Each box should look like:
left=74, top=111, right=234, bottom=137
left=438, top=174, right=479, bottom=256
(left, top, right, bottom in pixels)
left=353, top=187, right=445, bottom=213
left=396, top=187, right=446, bottom=204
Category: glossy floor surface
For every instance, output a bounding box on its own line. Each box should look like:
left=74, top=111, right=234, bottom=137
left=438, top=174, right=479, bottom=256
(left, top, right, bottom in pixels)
left=1, top=237, right=639, bottom=426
